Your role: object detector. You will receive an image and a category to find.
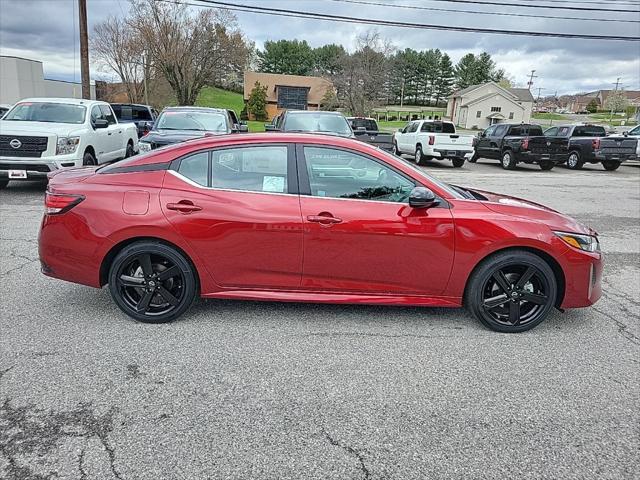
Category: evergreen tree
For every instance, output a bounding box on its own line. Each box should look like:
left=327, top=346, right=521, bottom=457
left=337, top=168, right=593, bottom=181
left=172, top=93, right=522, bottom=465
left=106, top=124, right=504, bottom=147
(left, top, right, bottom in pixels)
left=314, top=44, right=346, bottom=76
left=257, top=40, right=315, bottom=75
left=246, top=81, right=268, bottom=121
left=434, top=53, right=455, bottom=106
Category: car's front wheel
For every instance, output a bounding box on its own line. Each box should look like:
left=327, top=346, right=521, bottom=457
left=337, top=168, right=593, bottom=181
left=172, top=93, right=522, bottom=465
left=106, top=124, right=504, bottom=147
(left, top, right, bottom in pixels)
left=108, top=241, right=197, bottom=323
left=465, top=250, right=557, bottom=333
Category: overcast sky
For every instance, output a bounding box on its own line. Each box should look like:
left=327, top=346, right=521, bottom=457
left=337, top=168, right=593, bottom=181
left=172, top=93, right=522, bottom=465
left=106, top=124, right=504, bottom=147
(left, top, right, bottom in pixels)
left=1, top=0, right=639, bottom=95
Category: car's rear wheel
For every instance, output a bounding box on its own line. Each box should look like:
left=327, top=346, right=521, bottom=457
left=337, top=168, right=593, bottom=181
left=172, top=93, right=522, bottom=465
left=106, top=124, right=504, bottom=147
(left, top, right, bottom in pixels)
left=108, top=241, right=197, bottom=323
left=465, top=250, right=557, bottom=333
left=0, top=179, right=9, bottom=189
left=500, top=150, right=516, bottom=170
left=539, top=161, right=554, bottom=171
left=415, top=145, right=425, bottom=165
left=452, top=158, right=465, bottom=168
left=602, top=161, right=621, bottom=171
left=566, top=152, right=583, bottom=170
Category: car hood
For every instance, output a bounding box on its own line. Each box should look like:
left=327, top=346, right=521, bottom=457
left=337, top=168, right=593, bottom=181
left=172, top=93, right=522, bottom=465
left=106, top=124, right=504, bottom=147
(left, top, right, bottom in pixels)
left=141, top=129, right=226, bottom=144
left=469, top=188, right=595, bottom=236
left=0, top=120, right=86, bottom=136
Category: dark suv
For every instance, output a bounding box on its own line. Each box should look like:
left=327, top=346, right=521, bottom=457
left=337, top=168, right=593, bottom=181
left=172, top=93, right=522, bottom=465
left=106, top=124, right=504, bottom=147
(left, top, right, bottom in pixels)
left=111, top=103, right=158, bottom=138
left=265, top=110, right=354, bottom=138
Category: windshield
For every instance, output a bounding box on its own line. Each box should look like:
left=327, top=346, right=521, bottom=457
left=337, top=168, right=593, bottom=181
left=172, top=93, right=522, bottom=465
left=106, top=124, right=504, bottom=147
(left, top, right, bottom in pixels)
left=377, top=149, right=465, bottom=199
left=284, top=113, right=352, bottom=136
left=155, top=111, right=227, bottom=132
left=3, top=102, right=86, bottom=124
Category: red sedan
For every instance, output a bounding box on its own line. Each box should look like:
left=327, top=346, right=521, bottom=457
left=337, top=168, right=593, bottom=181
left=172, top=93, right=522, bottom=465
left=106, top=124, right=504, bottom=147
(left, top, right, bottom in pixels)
left=38, top=133, right=602, bottom=332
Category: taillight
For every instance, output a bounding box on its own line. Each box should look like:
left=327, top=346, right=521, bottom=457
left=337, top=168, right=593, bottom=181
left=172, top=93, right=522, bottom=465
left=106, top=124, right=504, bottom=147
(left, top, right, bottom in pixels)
left=429, top=135, right=435, bottom=145
left=592, top=138, right=601, bottom=150
left=45, top=192, right=85, bottom=215
left=522, top=137, right=529, bottom=150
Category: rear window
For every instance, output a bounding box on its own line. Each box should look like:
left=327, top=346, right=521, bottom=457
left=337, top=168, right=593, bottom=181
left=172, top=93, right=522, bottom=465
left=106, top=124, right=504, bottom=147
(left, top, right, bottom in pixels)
left=350, top=118, right=378, bottom=131
left=420, top=122, right=455, bottom=133
left=112, top=105, right=153, bottom=121
left=572, top=126, right=606, bottom=137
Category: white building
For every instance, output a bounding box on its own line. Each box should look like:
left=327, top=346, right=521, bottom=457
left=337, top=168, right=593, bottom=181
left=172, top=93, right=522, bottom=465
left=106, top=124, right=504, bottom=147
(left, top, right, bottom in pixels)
left=0, top=55, right=95, bottom=105
left=447, top=82, right=534, bottom=130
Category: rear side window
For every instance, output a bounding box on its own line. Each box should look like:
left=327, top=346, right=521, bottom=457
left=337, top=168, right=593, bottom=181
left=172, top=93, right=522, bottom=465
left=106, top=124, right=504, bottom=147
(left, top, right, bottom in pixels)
left=573, top=126, right=606, bottom=137
left=528, top=126, right=543, bottom=136
left=494, top=125, right=508, bottom=136
left=178, top=152, right=209, bottom=186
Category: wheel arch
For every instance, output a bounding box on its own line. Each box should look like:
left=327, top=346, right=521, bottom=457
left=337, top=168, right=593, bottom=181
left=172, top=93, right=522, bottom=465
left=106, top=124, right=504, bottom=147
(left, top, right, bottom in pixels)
left=84, top=145, right=96, bottom=157
left=99, top=236, right=202, bottom=291
left=462, top=245, right=566, bottom=308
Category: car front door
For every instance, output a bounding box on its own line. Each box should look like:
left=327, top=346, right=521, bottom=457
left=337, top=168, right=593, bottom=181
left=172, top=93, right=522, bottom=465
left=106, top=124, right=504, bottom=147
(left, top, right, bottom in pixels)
left=161, top=144, right=303, bottom=289
left=101, top=105, right=124, bottom=159
left=476, top=125, right=495, bottom=158
left=89, top=105, right=111, bottom=162
left=488, top=124, right=508, bottom=158
left=297, top=145, right=455, bottom=295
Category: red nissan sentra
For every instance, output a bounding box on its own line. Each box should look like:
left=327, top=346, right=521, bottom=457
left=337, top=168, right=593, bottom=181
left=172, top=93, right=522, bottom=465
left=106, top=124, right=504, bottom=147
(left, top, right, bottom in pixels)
left=38, top=133, right=602, bottom=332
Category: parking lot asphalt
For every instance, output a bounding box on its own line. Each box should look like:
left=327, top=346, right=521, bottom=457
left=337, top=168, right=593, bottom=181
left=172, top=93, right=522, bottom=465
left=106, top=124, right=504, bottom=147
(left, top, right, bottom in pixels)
left=1, top=159, right=639, bottom=479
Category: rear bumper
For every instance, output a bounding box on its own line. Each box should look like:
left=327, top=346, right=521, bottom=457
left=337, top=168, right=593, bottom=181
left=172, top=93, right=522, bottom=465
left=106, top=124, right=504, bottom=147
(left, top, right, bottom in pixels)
left=431, top=148, right=474, bottom=159
left=587, top=152, right=635, bottom=163
left=515, top=151, right=564, bottom=164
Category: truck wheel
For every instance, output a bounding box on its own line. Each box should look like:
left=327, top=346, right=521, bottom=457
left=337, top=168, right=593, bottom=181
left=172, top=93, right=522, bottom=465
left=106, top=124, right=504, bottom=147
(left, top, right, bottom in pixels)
left=500, top=150, right=516, bottom=170
left=392, top=142, right=401, bottom=156
left=125, top=142, right=135, bottom=158
left=0, top=179, right=9, bottom=189
left=566, top=152, right=583, bottom=170
left=602, top=161, right=621, bottom=171
left=452, top=158, right=465, bottom=168
left=415, top=145, right=425, bottom=165
left=539, top=161, right=554, bottom=171
left=83, top=151, right=97, bottom=166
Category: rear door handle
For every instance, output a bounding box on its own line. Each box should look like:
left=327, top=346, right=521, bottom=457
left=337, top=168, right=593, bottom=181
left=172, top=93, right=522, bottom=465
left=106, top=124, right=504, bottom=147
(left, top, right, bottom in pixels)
left=166, top=200, right=202, bottom=213
left=307, top=214, right=342, bottom=225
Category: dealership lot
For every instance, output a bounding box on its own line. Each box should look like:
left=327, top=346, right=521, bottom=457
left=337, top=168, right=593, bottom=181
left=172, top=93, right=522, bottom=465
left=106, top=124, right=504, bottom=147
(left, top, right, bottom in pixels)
left=1, top=161, right=638, bottom=479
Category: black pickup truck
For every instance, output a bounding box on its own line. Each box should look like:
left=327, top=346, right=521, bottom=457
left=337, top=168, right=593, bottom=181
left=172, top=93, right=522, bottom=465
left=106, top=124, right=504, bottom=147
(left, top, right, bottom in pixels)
left=544, top=124, right=637, bottom=171
left=111, top=103, right=158, bottom=138
left=347, top=117, right=394, bottom=152
left=473, top=123, right=568, bottom=170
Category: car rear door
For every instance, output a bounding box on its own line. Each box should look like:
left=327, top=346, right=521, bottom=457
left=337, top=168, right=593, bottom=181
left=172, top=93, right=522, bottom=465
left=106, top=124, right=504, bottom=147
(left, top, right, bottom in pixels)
left=160, top=143, right=304, bottom=289
left=296, top=145, right=455, bottom=295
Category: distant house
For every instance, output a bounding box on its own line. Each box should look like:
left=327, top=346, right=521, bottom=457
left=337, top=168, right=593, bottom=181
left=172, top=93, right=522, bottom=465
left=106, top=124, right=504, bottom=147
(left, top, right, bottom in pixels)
left=560, top=89, right=640, bottom=113
left=446, top=82, right=534, bottom=129
left=243, top=71, right=334, bottom=121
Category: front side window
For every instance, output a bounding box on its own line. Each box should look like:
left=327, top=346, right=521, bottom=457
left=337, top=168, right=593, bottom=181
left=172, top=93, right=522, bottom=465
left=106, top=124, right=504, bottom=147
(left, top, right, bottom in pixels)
left=545, top=127, right=558, bottom=136
left=494, top=125, right=508, bottom=136
left=628, top=125, right=640, bottom=135
left=483, top=125, right=496, bottom=137
left=407, top=122, right=419, bottom=133
left=303, top=147, right=414, bottom=203
left=211, top=146, right=288, bottom=193
left=4, top=102, right=86, bottom=124
left=277, top=86, right=308, bottom=110
left=100, top=105, right=117, bottom=124
left=91, top=105, right=104, bottom=123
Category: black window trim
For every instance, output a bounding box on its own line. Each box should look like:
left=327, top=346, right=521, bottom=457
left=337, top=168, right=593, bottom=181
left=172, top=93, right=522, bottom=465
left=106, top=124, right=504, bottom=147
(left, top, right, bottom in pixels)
left=295, top=143, right=448, bottom=207
left=169, top=143, right=298, bottom=196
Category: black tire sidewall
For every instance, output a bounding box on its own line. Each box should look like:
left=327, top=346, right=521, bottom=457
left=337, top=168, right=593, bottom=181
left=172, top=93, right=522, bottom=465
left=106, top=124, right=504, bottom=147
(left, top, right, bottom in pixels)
left=452, top=158, right=465, bottom=168
left=465, top=250, right=557, bottom=333
left=415, top=146, right=423, bottom=165
left=108, top=241, right=197, bottom=323
left=83, top=151, right=96, bottom=166
left=501, top=151, right=514, bottom=170
left=566, top=152, right=582, bottom=169
left=602, top=161, right=620, bottom=171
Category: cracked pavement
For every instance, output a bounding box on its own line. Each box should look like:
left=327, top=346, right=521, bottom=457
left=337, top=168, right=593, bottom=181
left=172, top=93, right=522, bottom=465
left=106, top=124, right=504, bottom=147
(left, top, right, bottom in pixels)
left=1, top=161, right=639, bottom=479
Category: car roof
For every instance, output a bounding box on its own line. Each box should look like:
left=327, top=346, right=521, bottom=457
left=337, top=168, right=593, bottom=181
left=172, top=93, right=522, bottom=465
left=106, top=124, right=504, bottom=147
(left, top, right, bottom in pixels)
left=16, top=97, right=101, bottom=106
left=162, top=106, right=227, bottom=114
left=284, top=110, right=344, bottom=115
left=111, top=103, right=152, bottom=108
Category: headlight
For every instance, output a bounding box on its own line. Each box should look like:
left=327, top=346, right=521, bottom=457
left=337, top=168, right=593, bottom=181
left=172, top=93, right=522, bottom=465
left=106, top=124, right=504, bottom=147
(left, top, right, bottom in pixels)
left=554, top=231, right=600, bottom=252
left=56, top=137, right=80, bottom=155
left=139, top=141, right=151, bottom=152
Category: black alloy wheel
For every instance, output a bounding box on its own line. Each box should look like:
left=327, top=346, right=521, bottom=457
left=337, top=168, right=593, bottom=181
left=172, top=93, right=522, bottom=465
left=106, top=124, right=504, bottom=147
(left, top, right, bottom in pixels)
left=466, top=250, right=557, bottom=332
left=108, top=241, right=197, bottom=323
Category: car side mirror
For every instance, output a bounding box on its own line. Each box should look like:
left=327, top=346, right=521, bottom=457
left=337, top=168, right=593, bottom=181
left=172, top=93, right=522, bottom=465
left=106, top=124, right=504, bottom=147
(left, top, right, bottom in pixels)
left=93, top=118, right=108, bottom=129
left=237, top=124, right=249, bottom=133
left=264, top=124, right=278, bottom=132
left=409, top=187, right=439, bottom=209
left=623, top=131, right=629, bottom=137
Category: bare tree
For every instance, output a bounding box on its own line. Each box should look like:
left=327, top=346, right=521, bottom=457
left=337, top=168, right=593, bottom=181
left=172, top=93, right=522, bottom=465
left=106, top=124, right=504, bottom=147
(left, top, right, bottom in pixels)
left=130, top=0, right=250, bottom=105
left=92, top=15, right=148, bottom=103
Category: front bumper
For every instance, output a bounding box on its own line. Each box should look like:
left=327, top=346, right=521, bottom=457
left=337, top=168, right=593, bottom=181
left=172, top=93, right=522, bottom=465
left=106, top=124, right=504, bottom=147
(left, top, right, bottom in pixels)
left=0, top=154, right=82, bottom=180
left=558, top=246, right=603, bottom=309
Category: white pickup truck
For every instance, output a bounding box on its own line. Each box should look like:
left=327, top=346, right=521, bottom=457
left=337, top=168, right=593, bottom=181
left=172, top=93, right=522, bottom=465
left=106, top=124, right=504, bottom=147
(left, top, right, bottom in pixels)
left=392, top=120, right=475, bottom=168
left=0, top=98, right=138, bottom=188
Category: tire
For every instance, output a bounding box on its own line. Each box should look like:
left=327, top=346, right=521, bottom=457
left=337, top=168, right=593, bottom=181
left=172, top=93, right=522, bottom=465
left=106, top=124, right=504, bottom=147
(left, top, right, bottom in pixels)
left=0, top=179, right=9, bottom=189
left=415, top=145, right=425, bottom=165
left=465, top=250, right=557, bottom=333
left=539, top=161, right=554, bottom=171
left=566, top=151, right=583, bottom=170
left=602, top=161, right=621, bottom=171
left=108, top=241, right=197, bottom=323
left=452, top=158, right=465, bottom=168
left=500, top=150, right=516, bottom=170
left=124, top=142, right=134, bottom=159
left=83, top=150, right=97, bottom=166
left=392, top=142, right=401, bottom=157
left=468, top=153, right=478, bottom=163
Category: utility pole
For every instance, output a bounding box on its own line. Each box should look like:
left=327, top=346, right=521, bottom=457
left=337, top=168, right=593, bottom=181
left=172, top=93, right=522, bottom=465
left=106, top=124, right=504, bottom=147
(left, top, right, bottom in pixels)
left=78, top=0, right=91, bottom=99
left=527, top=70, right=538, bottom=90
left=609, top=77, right=621, bottom=123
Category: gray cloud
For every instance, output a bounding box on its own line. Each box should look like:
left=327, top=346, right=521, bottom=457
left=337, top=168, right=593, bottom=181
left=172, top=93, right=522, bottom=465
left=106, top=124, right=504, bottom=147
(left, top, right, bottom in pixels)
left=1, top=0, right=638, bottom=93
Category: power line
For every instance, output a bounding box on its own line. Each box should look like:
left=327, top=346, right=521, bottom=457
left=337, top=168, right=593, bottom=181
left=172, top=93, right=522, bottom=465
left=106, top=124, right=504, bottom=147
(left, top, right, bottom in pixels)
left=180, top=0, right=640, bottom=41
left=325, top=0, right=640, bottom=23
left=379, top=0, right=637, bottom=13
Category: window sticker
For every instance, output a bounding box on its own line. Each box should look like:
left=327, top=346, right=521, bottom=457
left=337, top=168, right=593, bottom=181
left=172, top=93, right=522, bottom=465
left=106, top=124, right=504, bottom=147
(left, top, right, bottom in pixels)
left=263, top=176, right=285, bottom=192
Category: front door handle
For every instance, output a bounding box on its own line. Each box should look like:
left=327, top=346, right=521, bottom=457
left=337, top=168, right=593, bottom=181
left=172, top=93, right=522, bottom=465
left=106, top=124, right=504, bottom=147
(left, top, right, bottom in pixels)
left=166, top=200, right=202, bottom=213
left=307, top=213, right=342, bottom=225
